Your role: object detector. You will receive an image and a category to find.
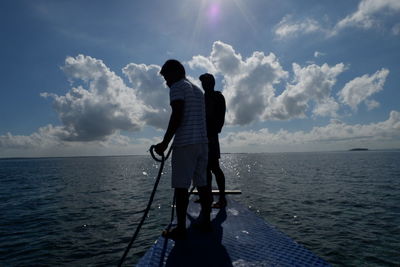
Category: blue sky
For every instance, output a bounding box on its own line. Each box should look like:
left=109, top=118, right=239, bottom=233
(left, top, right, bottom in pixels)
left=1, top=0, right=400, bottom=157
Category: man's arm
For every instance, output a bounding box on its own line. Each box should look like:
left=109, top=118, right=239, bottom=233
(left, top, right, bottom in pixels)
left=154, top=100, right=184, bottom=155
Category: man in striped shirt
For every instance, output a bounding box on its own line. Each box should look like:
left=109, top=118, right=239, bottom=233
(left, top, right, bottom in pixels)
left=155, top=59, right=212, bottom=240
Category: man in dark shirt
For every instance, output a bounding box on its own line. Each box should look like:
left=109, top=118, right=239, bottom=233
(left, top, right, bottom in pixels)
left=199, top=73, right=227, bottom=208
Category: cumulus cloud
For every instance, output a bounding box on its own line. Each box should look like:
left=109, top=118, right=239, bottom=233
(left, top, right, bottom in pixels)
left=0, top=127, right=152, bottom=158
left=3, top=55, right=168, bottom=154
left=274, top=0, right=400, bottom=38
left=0, top=125, right=64, bottom=149
left=312, top=97, right=341, bottom=118
left=122, top=63, right=170, bottom=128
left=190, top=42, right=346, bottom=123
left=3, top=110, right=399, bottom=156
left=189, top=41, right=289, bottom=124
left=41, top=55, right=171, bottom=142
left=338, top=68, right=389, bottom=110
left=1, top=41, right=395, bottom=157
left=335, top=0, right=400, bottom=32
left=274, top=15, right=323, bottom=38
left=42, top=55, right=148, bottom=141
left=33, top=43, right=391, bottom=145
left=187, top=55, right=217, bottom=74
left=221, top=110, right=400, bottom=149
left=264, top=63, right=345, bottom=119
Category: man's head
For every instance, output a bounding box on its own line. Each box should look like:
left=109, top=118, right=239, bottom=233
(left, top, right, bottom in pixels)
left=160, top=59, right=186, bottom=87
left=199, top=73, right=215, bottom=93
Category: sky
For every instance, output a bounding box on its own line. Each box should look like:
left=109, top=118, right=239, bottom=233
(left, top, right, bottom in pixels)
left=1, top=0, right=400, bottom=158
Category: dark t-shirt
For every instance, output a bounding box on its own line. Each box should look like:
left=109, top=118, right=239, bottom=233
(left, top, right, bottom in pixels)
left=204, top=91, right=225, bottom=138
left=205, top=91, right=226, bottom=160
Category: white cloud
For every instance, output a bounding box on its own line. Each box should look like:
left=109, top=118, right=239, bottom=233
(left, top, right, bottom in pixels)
left=275, top=0, right=400, bottom=38
left=314, top=51, right=326, bottom=58
left=210, top=41, right=243, bottom=76
left=265, top=63, right=345, bottom=120
left=187, top=55, right=217, bottom=74
left=365, top=99, right=380, bottom=110
left=3, top=110, right=399, bottom=156
left=221, top=110, right=400, bottom=151
left=189, top=41, right=289, bottom=125
left=0, top=127, right=153, bottom=158
left=189, top=41, right=345, bottom=123
left=335, top=0, right=400, bottom=32
left=32, top=43, right=390, bottom=147
left=41, top=55, right=172, bottom=142
left=312, top=97, right=340, bottom=118
left=0, top=125, right=63, bottom=149
left=274, top=15, right=323, bottom=39
left=42, top=55, right=148, bottom=141
left=0, top=41, right=395, bottom=157
left=122, top=63, right=170, bottom=129
left=338, top=68, right=389, bottom=110
left=0, top=125, right=132, bottom=151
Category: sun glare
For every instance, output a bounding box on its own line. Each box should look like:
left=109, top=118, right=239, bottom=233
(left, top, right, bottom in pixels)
left=188, top=0, right=257, bottom=52
left=208, top=3, right=220, bottom=21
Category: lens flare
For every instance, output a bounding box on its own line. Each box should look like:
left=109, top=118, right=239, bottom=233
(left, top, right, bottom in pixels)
left=208, top=3, right=220, bottom=23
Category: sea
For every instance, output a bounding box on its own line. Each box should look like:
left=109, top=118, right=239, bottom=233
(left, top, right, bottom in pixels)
left=1, top=151, right=399, bottom=266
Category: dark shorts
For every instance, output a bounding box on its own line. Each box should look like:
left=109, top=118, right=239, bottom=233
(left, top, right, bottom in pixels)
left=208, top=135, right=220, bottom=163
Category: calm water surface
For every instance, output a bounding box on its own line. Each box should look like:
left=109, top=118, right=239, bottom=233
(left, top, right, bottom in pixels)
left=1, top=151, right=399, bottom=266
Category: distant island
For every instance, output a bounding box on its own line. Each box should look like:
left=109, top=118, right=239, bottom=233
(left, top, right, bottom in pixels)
left=349, top=148, right=369, bottom=151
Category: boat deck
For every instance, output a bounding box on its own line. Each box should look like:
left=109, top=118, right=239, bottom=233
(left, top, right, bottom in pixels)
left=136, top=197, right=330, bottom=266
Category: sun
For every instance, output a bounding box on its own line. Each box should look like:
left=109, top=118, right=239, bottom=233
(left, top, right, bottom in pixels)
left=187, top=0, right=257, bottom=51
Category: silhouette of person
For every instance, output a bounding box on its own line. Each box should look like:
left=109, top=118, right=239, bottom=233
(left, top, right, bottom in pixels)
left=155, top=60, right=212, bottom=240
left=165, top=207, right=232, bottom=267
left=199, top=73, right=227, bottom=208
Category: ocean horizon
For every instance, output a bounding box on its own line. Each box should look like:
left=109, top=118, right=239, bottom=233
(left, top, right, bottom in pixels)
left=2, top=147, right=400, bottom=160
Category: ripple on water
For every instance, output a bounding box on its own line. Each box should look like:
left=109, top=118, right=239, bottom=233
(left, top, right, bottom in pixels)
left=1, top=152, right=400, bottom=266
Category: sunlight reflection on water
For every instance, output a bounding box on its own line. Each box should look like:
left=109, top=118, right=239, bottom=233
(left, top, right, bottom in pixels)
left=0, top=151, right=399, bottom=266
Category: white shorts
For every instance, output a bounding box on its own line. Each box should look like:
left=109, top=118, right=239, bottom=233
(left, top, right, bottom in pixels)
left=171, top=143, right=208, bottom=188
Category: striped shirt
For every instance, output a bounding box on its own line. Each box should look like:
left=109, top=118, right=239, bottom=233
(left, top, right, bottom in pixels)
left=170, top=79, right=208, bottom=147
